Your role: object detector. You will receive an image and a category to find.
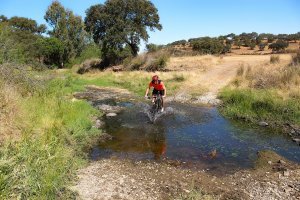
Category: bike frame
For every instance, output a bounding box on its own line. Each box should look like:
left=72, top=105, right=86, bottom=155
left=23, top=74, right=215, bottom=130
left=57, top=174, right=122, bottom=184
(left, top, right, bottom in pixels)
left=153, top=93, right=162, bottom=112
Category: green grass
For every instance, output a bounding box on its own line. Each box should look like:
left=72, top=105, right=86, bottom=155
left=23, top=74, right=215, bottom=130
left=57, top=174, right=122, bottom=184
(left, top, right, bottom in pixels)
left=0, top=76, right=102, bottom=199
left=70, top=72, right=185, bottom=97
left=219, top=88, right=300, bottom=126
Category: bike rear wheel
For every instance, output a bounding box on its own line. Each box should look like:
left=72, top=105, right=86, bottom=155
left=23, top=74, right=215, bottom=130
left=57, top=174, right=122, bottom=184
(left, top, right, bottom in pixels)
left=156, top=95, right=162, bottom=112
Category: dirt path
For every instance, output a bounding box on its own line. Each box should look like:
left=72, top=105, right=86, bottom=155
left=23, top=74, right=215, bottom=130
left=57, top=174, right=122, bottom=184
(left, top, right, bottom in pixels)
left=198, top=54, right=291, bottom=94
left=198, top=54, right=291, bottom=93
left=170, top=54, right=291, bottom=105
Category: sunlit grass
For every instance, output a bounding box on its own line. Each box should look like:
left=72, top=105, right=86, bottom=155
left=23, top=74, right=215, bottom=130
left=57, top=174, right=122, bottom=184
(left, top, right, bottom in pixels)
left=219, top=88, right=300, bottom=126
left=0, top=77, right=101, bottom=199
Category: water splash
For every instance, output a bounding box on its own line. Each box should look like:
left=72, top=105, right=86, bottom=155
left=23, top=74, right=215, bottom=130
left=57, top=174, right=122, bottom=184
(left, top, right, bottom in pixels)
left=142, top=104, right=174, bottom=123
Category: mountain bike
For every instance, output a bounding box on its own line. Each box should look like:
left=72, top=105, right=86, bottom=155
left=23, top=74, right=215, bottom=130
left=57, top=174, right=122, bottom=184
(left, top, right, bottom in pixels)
left=147, top=93, right=163, bottom=114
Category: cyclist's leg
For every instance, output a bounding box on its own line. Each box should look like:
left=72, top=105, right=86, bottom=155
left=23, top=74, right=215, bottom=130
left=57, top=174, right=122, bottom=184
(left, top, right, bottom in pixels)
left=160, top=90, right=165, bottom=111
left=152, top=89, right=158, bottom=103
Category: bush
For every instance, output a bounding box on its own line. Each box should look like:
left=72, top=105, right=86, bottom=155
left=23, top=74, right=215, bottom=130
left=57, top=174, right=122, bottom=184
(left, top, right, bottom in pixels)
left=169, top=40, right=187, bottom=46
left=146, top=52, right=170, bottom=71
left=192, top=38, right=225, bottom=54
left=146, top=43, right=163, bottom=53
left=35, top=37, right=64, bottom=67
left=77, top=59, right=101, bottom=74
left=258, top=43, right=267, bottom=51
left=249, top=42, right=256, bottom=50
left=268, top=40, right=289, bottom=52
left=223, top=44, right=232, bottom=53
left=270, top=55, right=280, bottom=64
left=122, top=54, right=147, bottom=71
left=0, top=63, right=42, bottom=94
left=68, top=44, right=101, bottom=68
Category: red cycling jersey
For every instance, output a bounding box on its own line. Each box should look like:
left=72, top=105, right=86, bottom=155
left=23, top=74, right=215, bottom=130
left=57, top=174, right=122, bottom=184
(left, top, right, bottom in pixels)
left=149, top=80, right=164, bottom=90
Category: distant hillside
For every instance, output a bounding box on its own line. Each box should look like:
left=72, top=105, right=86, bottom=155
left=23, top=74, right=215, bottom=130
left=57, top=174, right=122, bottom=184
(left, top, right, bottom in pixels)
left=149, top=32, right=300, bottom=56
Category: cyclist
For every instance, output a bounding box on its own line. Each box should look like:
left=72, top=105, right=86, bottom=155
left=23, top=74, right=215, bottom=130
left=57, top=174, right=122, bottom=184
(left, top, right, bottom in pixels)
left=145, top=75, right=167, bottom=112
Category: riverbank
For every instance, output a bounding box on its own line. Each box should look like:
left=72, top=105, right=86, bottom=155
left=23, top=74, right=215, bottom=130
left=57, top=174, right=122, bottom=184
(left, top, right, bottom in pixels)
left=0, top=70, right=103, bottom=199
left=219, top=54, right=300, bottom=143
left=71, top=85, right=300, bottom=200
left=72, top=153, right=300, bottom=200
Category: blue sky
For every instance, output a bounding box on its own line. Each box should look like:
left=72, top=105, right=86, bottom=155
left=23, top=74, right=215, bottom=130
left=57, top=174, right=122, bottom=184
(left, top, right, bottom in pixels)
left=1, top=0, right=299, bottom=49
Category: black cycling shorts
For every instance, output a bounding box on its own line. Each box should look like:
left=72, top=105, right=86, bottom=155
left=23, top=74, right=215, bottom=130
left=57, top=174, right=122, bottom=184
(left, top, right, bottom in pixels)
left=152, top=89, right=165, bottom=96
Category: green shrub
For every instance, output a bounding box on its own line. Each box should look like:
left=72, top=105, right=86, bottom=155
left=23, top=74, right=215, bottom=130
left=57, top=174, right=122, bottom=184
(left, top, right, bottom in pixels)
left=258, top=43, right=267, bottom=51
left=146, top=43, right=164, bottom=53
left=268, top=40, right=289, bottom=52
left=192, top=38, right=225, bottom=55
left=122, top=54, right=147, bottom=71
left=68, top=44, right=101, bottom=68
left=249, top=42, right=256, bottom=50
left=169, top=40, right=187, bottom=46
left=146, top=52, right=170, bottom=71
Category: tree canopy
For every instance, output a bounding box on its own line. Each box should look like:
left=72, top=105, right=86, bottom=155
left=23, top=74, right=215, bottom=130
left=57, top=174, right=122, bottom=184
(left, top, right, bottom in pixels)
left=268, top=40, right=289, bottom=52
left=9, top=16, right=46, bottom=34
left=85, top=0, right=162, bottom=66
left=45, top=1, right=86, bottom=66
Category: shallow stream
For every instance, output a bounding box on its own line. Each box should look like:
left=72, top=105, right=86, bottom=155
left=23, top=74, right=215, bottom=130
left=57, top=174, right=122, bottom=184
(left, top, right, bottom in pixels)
left=91, top=100, right=300, bottom=173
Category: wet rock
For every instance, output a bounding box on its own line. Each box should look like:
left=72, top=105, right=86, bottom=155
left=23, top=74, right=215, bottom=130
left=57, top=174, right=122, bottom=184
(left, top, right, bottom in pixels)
left=258, top=121, right=269, bottom=127
left=292, top=138, right=300, bottom=145
left=97, top=104, right=123, bottom=113
left=106, top=113, right=117, bottom=117
left=278, top=160, right=286, bottom=165
left=195, top=92, right=221, bottom=106
left=95, top=119, right=104, bottom=129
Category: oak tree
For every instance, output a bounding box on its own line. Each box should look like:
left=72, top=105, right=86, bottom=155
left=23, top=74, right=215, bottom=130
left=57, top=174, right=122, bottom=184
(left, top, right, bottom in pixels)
left=85, top=0, right=162, bottom=66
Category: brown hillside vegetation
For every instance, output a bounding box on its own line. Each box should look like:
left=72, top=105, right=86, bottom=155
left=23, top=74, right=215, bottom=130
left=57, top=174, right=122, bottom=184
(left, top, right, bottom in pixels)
left=167, top=54, right=292, bottom=95
left=171, top=40, right=300, bottom=56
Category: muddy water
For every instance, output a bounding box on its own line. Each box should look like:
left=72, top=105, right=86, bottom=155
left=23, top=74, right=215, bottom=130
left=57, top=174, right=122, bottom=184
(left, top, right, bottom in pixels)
left=91, top=101, right=300, bottom=173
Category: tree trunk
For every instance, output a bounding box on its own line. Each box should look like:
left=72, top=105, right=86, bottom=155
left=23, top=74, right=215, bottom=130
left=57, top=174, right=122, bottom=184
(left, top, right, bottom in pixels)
left=128, top=43, right=139, bottom=57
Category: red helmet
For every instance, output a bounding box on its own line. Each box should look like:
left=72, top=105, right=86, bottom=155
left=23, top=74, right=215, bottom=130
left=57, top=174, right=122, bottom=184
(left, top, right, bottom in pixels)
left=152, top=75, right=158, bottom=81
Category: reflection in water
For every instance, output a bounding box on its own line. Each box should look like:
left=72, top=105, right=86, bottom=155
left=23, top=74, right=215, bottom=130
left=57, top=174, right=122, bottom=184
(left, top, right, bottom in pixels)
left=99, top=111, right=168, bottom=160
left=91, top=102, right=300, bottom=172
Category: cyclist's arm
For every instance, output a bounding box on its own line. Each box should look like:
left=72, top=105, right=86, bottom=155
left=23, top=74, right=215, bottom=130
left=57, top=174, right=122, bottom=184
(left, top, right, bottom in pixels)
left=145, top=83, right=152, bottom=97
left=145, top=87, right=150, bottom=97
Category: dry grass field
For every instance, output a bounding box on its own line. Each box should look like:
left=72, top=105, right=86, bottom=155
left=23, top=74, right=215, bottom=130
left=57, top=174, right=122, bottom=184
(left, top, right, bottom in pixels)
left=166, top=54, right=292, bottom=94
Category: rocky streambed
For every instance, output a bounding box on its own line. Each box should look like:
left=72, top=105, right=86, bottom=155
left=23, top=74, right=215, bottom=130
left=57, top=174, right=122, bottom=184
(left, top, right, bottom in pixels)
left=72, top=85, right=300, bottom=200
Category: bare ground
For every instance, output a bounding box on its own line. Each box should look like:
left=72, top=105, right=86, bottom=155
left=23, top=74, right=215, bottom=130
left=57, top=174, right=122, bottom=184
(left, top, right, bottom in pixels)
left=72, top=153, right=300, bottom=200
